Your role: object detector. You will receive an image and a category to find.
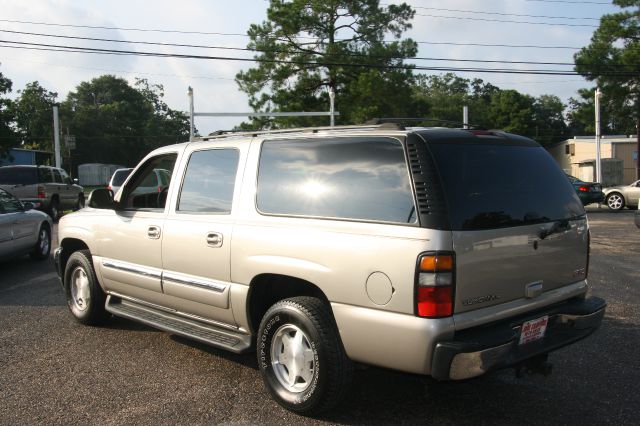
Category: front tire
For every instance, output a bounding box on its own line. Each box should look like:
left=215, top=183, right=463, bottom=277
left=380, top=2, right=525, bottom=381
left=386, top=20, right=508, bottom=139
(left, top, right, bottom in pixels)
left=257, top=297, right=353, bottom=415
left=29, top=224, right=51, bottom=260
left=63, top=250, right=109, bottom=325
left=606, top=192, right=625, bottom=211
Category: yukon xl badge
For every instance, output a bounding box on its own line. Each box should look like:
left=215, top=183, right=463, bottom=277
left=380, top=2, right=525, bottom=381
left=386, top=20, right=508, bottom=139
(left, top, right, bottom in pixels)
left=462, top=294, right=500, bottom=306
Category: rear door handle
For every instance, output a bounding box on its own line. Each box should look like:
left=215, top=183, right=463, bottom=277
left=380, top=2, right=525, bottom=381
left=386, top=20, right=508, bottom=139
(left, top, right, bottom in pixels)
left=206, top=232, right=223, bottom=248
left=147, top=226, right=161, bottom=239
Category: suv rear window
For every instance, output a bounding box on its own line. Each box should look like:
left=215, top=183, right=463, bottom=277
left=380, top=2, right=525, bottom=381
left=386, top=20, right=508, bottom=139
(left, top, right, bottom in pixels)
left=0, top=167, right=38, bottom=185
left=257, top=137, right=417, bottom=224
left=428, top=142, right=584, bottom=231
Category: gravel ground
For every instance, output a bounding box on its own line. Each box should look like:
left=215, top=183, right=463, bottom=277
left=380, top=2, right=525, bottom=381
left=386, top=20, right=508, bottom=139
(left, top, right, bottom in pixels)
left=0, top=209, right=638, bottom=425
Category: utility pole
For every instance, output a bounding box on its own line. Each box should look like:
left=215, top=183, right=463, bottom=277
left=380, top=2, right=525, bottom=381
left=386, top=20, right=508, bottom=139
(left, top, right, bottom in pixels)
left=188, top=86, right=194, bottom=141
left=53, top=105, right=61, bottom=168
left=463, top=106, right=469, bottom=129
left=329, top=87, right=336, bottom=127
left=595, top=87, right=602, bottom=183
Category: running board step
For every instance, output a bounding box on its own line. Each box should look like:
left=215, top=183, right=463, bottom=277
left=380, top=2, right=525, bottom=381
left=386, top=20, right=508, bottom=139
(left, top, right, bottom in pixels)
left=105, top=296, right=252, bottom=353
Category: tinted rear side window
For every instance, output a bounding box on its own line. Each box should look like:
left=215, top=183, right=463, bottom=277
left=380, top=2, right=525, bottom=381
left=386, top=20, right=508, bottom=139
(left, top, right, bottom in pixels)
left=39, top=167, right=54, bottom=183
left=428, top=142, right=584, bottom=231
left=178, top=149, right=239, bottom=213
left=257, top=137, right=417, bottom=224
left=0, top=167, right=37, bottom=185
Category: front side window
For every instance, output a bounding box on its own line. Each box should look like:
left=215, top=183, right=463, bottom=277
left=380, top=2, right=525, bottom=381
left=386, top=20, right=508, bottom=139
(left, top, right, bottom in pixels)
left=122, top=154, right=177, bottom=210
left=178, top=149, right=239, bottom=213
left=257, top=137, right=416, bottom=224
left=52, top=169, right=63, bottom=183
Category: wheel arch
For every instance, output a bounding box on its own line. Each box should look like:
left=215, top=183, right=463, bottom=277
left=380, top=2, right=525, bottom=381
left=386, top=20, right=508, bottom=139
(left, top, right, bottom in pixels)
left=247, top=273, right=331, bottom=335
left=59, top=237, right=91, bottom=282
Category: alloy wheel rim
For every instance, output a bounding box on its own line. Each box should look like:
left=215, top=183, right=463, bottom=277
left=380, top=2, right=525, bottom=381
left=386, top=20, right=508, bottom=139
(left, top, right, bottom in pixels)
left=39, top=229, right=49, bottom=255
left=70, top=267, right=90, bottom=312
left=270, top=324, right=316, bottom=393
left=608, top=195, right=622, bottom=209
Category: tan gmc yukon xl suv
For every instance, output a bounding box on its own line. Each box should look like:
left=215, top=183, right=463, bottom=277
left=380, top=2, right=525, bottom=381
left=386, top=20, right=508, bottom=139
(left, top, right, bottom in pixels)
left=54, top=124, right=605, bottom=414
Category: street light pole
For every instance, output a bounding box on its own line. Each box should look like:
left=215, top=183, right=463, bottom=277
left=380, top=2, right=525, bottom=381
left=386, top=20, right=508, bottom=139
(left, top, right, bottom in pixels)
left=329, top=87, right=335, bottom=127
left=595, top=87, right=602, bottom=183
left=188, top=86, right=194, bottom=141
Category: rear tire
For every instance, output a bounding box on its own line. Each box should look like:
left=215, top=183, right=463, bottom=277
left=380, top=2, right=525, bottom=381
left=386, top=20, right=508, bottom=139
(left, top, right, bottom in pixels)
left=605, top=192, right=625, bottom=211
left=257, top=296, right=353, bottom=415
left=29, top=224, right=51, bottom=260
left=63, top=250, right=109, bottom=325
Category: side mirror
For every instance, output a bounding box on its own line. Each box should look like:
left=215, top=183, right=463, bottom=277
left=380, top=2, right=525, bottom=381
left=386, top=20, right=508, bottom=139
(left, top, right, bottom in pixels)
left=22, top=202, right=34, bottom=211
left=73, top=178, right=79, bottom=184
left=87, top=188, right=115, bottom=209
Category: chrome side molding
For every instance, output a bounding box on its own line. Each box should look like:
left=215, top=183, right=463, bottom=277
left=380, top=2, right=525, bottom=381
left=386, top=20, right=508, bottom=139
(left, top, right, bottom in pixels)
left=102, top=259, right=162, bottom=279
left=162, top=271, right=228, bottom=293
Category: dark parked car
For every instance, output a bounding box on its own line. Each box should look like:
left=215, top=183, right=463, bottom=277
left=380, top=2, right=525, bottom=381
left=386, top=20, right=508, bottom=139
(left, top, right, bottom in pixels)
left=0, top=188, right=52, bottom=261
left=0, top=165, right=84, bottom=220
left=566, top=174, right=604, bottom=206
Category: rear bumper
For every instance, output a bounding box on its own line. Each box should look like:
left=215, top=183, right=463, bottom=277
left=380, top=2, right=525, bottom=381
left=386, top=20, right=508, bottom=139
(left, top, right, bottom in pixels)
left=579, top=192, right=604, bottom=205
left=431, top=296, right=606, bottom=380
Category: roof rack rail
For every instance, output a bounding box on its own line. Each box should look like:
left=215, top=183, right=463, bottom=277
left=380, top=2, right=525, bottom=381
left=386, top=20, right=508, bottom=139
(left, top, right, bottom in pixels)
left=366, top=117, right=484, bottom=130
left=193, top=123, right=402, bottom=142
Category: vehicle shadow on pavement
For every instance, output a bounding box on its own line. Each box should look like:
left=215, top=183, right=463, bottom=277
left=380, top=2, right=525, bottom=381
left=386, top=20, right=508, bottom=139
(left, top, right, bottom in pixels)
left=316, top=315, right=638, bottom=425
left=101, top=315, right=164, bottom=333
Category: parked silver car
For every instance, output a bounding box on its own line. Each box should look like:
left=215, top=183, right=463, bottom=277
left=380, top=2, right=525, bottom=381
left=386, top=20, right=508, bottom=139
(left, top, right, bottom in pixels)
left=603, top=180, right=640, bottom=211
left=0, top=188, right=53, bottom=261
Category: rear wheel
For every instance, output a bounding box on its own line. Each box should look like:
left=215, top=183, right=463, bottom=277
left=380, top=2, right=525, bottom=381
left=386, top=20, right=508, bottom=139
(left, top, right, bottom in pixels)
left=63, top=250, right=109, bottom=325
left=257, top=296, right=353, bottom=415
left=605, top=193, right=625, bottom=211
left=29, top=224, right=51, bottom=260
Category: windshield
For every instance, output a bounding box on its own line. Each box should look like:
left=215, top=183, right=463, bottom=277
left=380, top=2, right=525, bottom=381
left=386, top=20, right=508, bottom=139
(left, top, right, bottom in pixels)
left=428, top=142, right=585, bottom=231
left=111, top=169, right=132, bottom=186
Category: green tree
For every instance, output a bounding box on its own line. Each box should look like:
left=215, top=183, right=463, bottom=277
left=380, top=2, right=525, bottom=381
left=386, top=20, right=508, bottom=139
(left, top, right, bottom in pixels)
left=532, top=95, right=569, bottom=146
left=567, top=87, right=636, bottom=135
left=235, top=0, right=424, bottom=128
left=11, top=81, right=58, bottom=152
left=0, top=67, right=16, bottom=158
left=486, top=90, right=537, bottom=137
left=412, top=73, right=499, bottom=127
left=574, top=0, right=640, bottom=176
left=62, top=75, right=190, bottom=170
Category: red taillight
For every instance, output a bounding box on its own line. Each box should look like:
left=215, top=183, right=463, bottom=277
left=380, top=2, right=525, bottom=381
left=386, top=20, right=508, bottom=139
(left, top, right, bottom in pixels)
left=158, top=186, right=162, bottom=193
left=417, top=286, right=453, bottom=317
left=37, top=185, right=45, bottom=199
left=578, top=185, right=589, bottom=192
left=107, top=185, right=112, bottom=191
left=416, top=252, right=455, bottom=318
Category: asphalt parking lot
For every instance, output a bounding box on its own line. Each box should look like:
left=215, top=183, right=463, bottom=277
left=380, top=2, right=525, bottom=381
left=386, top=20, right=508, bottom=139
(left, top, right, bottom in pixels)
left=1, top=207, right=638, bottom=425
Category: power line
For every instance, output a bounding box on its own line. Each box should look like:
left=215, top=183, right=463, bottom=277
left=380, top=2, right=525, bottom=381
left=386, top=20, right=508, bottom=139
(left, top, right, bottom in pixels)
left=414, top=12, right=598, bottom=27
left=526, top=0, right=611, bottom=4
left=393, top=4, right=600, bottom=21
left=0, top=18, right=587, bottom=49
left=1, top=39, right=632, bottom=77
left=0, top=54, right=235, bottom=81
left=0, top=29, right=585, bottom=66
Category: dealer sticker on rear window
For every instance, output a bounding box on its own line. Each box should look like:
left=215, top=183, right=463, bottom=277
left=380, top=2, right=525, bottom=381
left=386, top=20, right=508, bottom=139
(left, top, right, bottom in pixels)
left=519, top=316, right=549, bottom=345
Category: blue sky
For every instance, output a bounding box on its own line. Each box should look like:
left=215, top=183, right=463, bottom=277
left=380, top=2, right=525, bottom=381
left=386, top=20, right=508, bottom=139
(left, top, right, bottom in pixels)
left=0, top=0, right=621, bottom=134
